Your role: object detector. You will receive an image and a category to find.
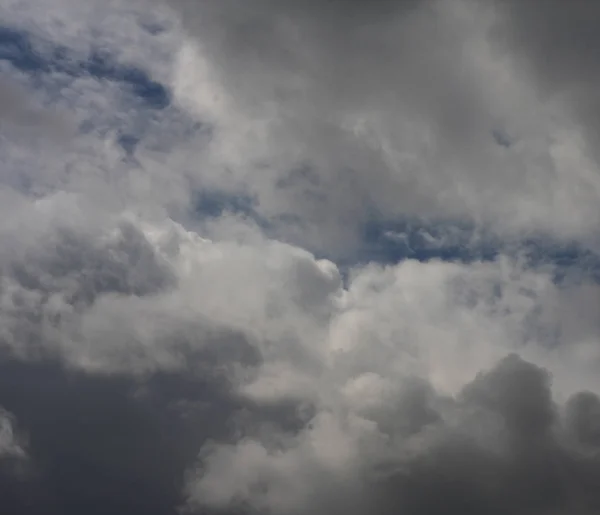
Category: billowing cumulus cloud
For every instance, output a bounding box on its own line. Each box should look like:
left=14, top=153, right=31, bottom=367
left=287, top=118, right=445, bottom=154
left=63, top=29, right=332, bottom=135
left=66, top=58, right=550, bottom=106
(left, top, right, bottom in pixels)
left=0, top=0, right=599, bottom=514
left=186, top=355, right=600, bottom=515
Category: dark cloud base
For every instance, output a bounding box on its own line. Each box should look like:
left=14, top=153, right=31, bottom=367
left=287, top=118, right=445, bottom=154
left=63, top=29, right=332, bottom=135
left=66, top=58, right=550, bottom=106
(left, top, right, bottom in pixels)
left=376, top=357, right=600, bottom=515
left=0, top=358, right=234, bottom=514
left=181, top=355, right=600, bottom=515
left=0, top=354, right=318, bottom=514
left=3, top=350, right=593, bottom=515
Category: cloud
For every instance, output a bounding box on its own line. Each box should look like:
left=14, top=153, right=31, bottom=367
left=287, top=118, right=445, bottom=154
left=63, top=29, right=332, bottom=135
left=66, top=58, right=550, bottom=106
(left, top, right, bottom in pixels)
left=0, top=0, right=598, bottom=513
left=0, top=196, right=598, bottom=512
left=186, top=355, right=600, bottom=515
left=177, top=252, right=600, bottom=515
left=0, top=358, right=238, bottom=514
left=492, top=1, right=600, bottom=136
left=0, top=79, right=62, bottom=130
left=165, top=0, right=600, bottom=254
left=0, top=407, right=26, bottom=460
left=4, top=209, right=594, bottom=513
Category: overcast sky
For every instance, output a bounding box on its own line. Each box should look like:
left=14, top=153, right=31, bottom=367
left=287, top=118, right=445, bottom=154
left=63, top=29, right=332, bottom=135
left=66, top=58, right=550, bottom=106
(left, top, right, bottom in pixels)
left=0, top=0, right=600, bottom=514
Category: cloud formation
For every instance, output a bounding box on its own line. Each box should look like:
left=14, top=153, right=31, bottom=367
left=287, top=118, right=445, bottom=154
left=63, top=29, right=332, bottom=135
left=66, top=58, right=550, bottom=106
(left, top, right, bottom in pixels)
left=168, top=0, right=600, bottom=253
left=0, top=0, right=599, bottom=514
left=187, top=355, right=600, bottom=515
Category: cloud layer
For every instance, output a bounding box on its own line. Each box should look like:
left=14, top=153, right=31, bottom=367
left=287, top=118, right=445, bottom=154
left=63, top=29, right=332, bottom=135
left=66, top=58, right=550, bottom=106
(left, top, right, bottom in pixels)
left=0, top=0, right=599, bottom=514
left=168, top=0, right=600, bottom=253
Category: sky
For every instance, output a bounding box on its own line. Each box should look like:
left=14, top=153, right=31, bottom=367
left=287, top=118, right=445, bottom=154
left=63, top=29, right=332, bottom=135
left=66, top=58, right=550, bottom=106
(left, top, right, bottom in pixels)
left=0, top=0, right=600, bottom=513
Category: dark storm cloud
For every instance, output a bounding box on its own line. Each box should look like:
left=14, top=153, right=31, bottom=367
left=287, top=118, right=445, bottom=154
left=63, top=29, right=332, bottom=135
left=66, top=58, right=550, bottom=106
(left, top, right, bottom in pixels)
left=565, top=391, right=600, bottom=449
left=188, top=355, right=600, bottom=515
left=493, top=1, right=600, bottom=99
left=0, top=358, right=236, bottom=514
left=2, top=346, right=600, bottom=515
left=0, top=211, right=303, bottom=513
left=386, top=356, right=600, bottom=515
left=0, top=350, right=312, bottom=514
left=493, top=1, right=600, bottom=153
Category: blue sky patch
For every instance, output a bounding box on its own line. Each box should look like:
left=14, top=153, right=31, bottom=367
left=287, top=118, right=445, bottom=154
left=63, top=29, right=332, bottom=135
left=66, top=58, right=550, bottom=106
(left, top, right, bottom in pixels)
left=0, top=25, right=170, bottom=109
left=195, top=190, right=257, bottom=219
left=359, top=217, right=600, bottom=283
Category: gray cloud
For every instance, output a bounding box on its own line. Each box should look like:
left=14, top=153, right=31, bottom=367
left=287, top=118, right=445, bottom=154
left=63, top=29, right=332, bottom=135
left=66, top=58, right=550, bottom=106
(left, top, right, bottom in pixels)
left=0, top=203, right=598, bottom=514
left=0, top=407, right=26, bottom=460
left=0, top=78, right=75, bottom=145
left=0, top=358, right=239, bottom=514
left=188, top=355, right=600, bottom=515
left=167, top=0, right=493, bottom=251
left=493, top=1, right=600, bottom=122
left=0, top=217, right=178, bottom=364
left=0, top=1, right=599, bottom=514
left=164, top=0, right=600, bottom=253
left=7, top=221, right=175, bottom=304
